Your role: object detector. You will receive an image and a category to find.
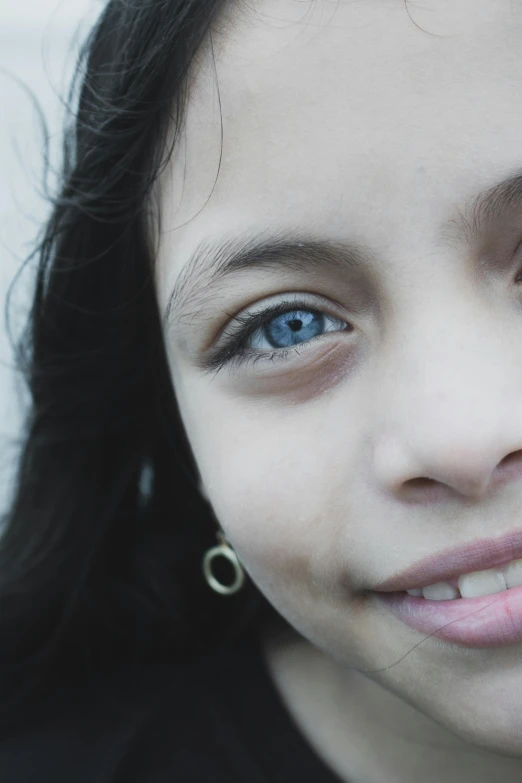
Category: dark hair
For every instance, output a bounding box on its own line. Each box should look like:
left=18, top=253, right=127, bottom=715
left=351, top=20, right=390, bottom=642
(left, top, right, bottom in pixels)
left=1, top=0, right=279, bottom=719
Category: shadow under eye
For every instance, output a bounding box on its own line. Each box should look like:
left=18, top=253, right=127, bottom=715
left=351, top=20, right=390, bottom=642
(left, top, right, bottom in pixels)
left=230, top=338, right=359, bottom=405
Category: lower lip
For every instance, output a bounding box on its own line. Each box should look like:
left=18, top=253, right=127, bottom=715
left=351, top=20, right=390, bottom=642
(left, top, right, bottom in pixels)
left=374, top=582, right=522, bottom=648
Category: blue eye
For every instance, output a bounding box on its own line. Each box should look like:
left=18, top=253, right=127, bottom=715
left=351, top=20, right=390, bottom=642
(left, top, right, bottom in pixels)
left=204, top=298, right=351, bottom=374
left=250, top=309, right=337, bottom=350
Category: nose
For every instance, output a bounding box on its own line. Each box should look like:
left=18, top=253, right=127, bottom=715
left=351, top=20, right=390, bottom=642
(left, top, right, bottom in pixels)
left=372, top=314, right=522, bottom=502
left=375, top=432, right=522, bottom=501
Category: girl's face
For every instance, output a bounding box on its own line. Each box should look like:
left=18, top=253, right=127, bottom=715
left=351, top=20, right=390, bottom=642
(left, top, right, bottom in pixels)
left=155, top=0, right=522, bottom=756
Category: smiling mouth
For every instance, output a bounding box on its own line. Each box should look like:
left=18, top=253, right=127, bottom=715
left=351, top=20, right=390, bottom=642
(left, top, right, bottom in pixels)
left=399, top=556, right=522, bottom=601
left=372, top=528, right=522, bottom=596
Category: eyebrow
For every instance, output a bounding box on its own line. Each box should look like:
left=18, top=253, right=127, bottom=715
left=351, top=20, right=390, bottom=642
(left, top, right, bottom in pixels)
left=163, top=167, right=522, bottom=332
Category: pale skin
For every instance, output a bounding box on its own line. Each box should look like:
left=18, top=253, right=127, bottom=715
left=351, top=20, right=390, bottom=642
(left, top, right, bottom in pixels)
left=153, top=1, right=522, bottom=780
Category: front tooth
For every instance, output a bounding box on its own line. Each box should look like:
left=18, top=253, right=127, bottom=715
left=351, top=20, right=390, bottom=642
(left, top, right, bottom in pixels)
left=503, top=558, right=522, bottom=589
left=422, top=582, right=459, bottom=600
left=458, top=569, right=506, bottom=599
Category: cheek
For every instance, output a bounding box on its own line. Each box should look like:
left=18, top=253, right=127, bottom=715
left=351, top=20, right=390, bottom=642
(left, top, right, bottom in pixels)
left=177, top=379, right=357, bottom=608
left=172, top=370, right=391, bottom=667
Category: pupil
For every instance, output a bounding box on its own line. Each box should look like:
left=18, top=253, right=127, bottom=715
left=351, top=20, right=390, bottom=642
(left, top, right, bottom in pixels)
left=288, top=318, right=303, bottom=332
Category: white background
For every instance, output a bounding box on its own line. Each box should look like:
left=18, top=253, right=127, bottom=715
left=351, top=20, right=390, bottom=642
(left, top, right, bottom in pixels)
left=0, top=0, right=102, bottom=517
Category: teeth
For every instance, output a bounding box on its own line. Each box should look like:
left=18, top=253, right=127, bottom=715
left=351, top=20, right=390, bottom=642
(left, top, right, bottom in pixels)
left=422, top=583, right=460, bottom=601
left=458, top=569, right=506, bottom=599
left=405, top=557, right=522, bottom=601
left=504, top=559, right=522, bottom=589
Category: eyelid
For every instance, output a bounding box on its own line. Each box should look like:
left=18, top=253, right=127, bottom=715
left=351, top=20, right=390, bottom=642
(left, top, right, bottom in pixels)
left=215, top=291, right=348, bottom=346
left=217, top=290, right=347, bottom=336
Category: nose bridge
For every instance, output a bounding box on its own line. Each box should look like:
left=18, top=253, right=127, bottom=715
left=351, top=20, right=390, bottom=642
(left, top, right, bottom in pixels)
left=373, top=296, right=522, bottom=497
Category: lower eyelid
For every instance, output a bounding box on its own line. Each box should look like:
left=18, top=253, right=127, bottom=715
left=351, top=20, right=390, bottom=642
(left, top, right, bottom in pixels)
left=243, top=324, right=354, bottom=372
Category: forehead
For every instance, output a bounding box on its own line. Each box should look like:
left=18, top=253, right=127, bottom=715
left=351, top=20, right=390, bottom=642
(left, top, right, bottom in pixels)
left=155, top=0, right=522, bottom=295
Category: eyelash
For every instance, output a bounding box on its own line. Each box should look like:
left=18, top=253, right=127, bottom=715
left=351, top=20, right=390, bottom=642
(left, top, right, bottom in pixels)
left=204, top=297, right=351, bottom=375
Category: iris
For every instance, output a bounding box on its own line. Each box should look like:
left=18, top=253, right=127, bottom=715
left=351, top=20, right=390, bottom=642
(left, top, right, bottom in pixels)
left=263, top=310, right=325, bottom=348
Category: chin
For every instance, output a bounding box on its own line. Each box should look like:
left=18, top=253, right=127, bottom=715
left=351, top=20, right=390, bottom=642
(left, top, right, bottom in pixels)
left=425, top=686, right=522, bottom=760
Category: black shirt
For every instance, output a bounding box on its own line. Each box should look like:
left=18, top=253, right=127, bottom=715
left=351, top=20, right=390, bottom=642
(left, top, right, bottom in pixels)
left=0, top=628, right=344, bottom=782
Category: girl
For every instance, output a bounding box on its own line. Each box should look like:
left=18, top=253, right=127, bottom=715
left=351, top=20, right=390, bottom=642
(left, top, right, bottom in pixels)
left=3, top=0, right=522, bottom=780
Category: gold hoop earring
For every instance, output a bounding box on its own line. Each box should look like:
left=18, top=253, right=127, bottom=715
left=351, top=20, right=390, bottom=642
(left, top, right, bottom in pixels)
left=202, top=531, right=245, bottom=596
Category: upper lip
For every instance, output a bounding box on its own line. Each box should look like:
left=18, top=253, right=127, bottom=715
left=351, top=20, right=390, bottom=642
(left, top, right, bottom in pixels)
left=374, top=527, right=522, bottom=592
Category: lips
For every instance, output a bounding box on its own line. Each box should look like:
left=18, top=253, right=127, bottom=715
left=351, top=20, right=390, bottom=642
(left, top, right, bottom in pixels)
left=374, top=584, right=522, bottom=648
left=373, top=528, right=522, bottom=593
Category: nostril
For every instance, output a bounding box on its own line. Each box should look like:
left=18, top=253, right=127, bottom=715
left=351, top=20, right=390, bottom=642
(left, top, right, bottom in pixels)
left=494, top=451, right=522, bottom=486
left=403, top=476, right=445, bottom=503
left=404, top=477, right=437, bottom=489
left=499, top=451, right=522, bottom=467
left=403, top=477, right=441, bottom=501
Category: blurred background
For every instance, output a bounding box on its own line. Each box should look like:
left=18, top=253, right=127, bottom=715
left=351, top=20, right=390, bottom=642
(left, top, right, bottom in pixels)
left=0, top=0, right=102, bottom=518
